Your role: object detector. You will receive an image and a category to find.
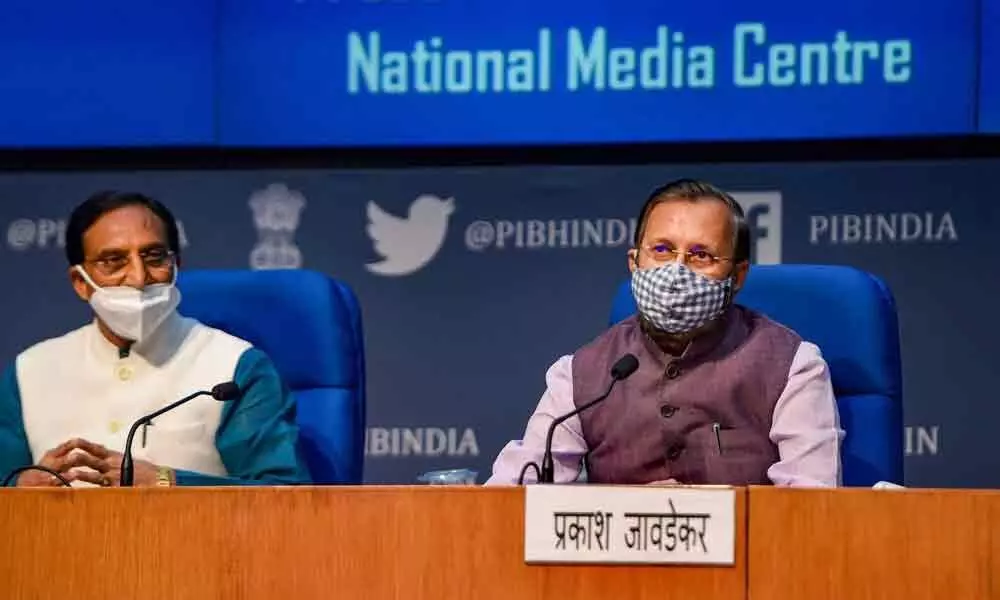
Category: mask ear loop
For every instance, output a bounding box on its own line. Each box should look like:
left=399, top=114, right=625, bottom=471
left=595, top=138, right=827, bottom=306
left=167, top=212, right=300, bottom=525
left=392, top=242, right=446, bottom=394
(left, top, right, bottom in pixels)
left=725, top=260, right=745, bottom=297
left=74, top=265, right=103, bottom=291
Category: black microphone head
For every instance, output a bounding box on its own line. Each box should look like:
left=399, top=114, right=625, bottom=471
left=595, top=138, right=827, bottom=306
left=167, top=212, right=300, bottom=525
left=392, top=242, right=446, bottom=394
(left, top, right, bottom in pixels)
left=210, top=382, right=241, bottom=401
left=610, top=354, right=639, bottom=380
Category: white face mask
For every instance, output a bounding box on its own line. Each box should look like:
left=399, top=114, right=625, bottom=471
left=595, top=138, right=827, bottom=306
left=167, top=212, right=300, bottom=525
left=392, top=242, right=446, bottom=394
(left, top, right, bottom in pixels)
left=75, top=266, right=181, bottom=343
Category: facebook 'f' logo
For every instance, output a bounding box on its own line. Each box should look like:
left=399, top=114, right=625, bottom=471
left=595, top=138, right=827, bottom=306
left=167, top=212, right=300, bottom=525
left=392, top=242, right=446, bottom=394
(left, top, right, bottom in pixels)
left=730, top=191, right=782, bottom=264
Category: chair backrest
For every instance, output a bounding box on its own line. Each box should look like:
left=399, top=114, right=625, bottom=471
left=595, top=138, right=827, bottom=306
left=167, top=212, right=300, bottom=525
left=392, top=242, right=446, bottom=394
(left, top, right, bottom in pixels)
left=177, top=269, right=366, bottom=484
left=609, top=264, right=904, bottom=487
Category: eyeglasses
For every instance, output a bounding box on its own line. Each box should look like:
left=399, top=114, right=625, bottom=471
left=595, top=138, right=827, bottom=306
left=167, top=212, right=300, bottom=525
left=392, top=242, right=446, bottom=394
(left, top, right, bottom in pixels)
left=638, top=243, right=732, bottom=269
left=86, top=248, right=176, bottom=277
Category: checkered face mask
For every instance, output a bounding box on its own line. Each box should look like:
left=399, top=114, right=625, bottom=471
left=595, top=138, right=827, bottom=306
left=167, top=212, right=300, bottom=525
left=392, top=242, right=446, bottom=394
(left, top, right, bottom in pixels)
left=630, top=262, right=733, bottom=334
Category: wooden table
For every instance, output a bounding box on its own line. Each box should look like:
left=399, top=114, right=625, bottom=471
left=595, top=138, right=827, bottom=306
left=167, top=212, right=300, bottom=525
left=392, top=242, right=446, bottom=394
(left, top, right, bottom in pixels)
left=747, top=486, right=1000, bottom=600
left=5, top=485, right=996, bottom=600
left=0, top=486, right=747, bottom=600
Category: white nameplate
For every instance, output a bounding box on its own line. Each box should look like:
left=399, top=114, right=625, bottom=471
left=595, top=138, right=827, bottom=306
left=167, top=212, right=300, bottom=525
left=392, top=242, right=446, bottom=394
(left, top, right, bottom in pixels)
left=524, top=485, right=735, bottom=565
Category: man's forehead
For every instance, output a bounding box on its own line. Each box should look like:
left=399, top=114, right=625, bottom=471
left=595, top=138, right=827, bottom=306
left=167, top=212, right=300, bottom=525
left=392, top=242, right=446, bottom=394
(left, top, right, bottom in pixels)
left=645, top=198, right=733, bottom=232
left=83, top=205, right=167, bottom=248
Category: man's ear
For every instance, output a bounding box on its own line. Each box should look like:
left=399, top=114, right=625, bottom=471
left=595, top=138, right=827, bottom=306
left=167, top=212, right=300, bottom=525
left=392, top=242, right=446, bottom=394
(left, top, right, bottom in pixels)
left=627, top=248, right=638, bottom=273
left=731, top=261, right=750, bottom=293
left=69, top=266, right=92, bottom=302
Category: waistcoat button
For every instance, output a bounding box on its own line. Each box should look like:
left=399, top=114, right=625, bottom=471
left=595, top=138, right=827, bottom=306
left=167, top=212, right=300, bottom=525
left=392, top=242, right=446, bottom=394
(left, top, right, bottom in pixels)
left=665, top=363, right=681, bottom=379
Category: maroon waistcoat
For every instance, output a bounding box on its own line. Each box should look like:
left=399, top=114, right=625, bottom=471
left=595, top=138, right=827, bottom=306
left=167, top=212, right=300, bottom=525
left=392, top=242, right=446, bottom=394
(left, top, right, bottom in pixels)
left=571, top=306, right=800, bottom=485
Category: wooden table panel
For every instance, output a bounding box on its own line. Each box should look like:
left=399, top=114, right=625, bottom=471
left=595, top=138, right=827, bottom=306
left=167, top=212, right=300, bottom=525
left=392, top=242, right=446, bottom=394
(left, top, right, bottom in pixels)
left=0, top=486, right=747, bottom=600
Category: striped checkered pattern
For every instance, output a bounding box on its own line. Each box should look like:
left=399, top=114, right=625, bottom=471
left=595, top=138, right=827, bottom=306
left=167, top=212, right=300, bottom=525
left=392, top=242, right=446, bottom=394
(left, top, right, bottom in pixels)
left=630, top=263, right=733, bottom=333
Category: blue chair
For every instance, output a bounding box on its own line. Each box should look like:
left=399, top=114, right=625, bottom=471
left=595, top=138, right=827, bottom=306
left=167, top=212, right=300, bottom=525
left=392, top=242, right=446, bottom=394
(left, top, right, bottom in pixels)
left=609, top=264, right=903, bottom=487
left=177, top=269, right=366, bottom=484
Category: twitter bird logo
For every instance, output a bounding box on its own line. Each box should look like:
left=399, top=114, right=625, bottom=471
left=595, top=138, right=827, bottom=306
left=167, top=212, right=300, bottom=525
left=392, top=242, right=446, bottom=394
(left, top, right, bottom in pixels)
left=365, top=194, right=455, bottom=276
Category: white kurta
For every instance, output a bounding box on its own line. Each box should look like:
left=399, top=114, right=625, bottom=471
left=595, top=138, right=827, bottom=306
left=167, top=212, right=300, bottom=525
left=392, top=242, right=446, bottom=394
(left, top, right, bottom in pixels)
left=16, top=313, right=250, bottom=478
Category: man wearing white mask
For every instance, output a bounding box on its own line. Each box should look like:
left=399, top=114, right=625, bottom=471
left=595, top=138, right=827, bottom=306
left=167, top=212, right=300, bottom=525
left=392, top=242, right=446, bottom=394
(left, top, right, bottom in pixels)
left=486, top=179, right=843, bottom=486
left=0, top=191, right=311, bottom=487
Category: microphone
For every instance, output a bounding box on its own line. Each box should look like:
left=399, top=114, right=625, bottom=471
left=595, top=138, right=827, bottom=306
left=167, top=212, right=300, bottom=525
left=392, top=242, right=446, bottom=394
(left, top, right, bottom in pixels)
left=120, top=381, right=241, bottom=487
left=533, top=354, right=640, bottom=484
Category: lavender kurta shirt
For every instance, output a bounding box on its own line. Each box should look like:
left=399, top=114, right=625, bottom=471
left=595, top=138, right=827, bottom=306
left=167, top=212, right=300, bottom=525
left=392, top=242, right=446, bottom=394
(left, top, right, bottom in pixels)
left=486, top=341, right=844, bottom=486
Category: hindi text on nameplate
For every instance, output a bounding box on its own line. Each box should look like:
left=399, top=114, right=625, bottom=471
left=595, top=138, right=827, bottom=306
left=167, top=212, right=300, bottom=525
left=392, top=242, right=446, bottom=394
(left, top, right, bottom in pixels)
left=523, top=485, right=735, bottom=565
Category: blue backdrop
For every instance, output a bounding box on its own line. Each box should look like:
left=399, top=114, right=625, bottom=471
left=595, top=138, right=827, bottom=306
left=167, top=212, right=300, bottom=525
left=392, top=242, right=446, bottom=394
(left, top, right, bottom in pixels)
left=219, top=0, right=978, bottom=144
left=0, top=159, right=994, bottom=487
left=0, top=1, right=216, bottom=147
left=0, top=0, right=996, bottom=146
left=981, top=0, right=1000, bottom=132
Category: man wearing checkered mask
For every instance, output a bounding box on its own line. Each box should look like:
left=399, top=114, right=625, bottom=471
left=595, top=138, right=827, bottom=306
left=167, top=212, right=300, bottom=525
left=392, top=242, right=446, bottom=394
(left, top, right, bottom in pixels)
left=487, top=179, right=843, bottom=487
left=627, top=182, right=743, bottom=346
